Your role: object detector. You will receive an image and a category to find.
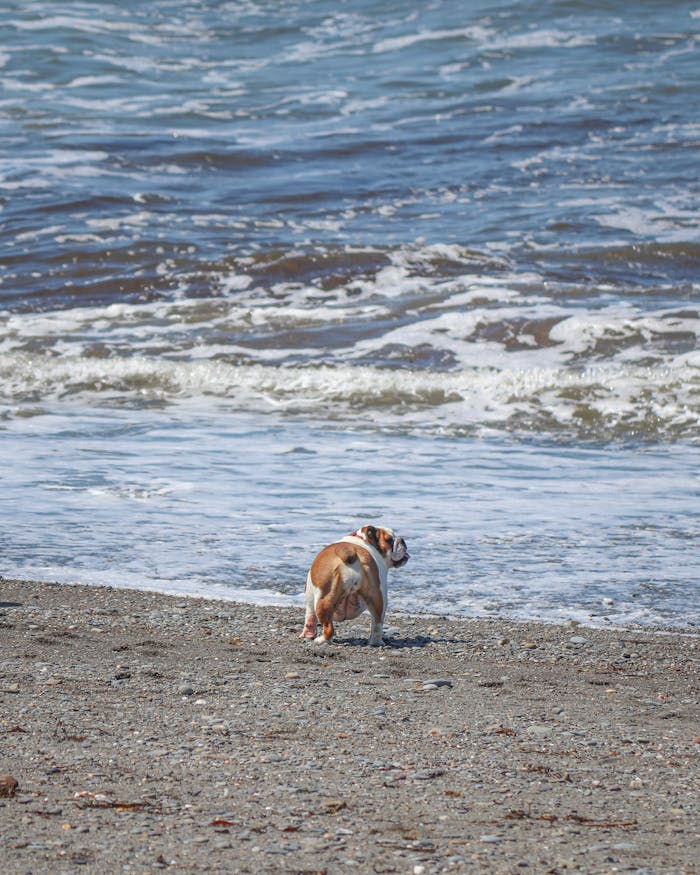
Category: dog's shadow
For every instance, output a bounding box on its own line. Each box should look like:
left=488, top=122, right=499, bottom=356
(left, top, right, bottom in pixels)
left=0, top=602, right=22, bottom=608
left=332, top=634, right=437, bottom=649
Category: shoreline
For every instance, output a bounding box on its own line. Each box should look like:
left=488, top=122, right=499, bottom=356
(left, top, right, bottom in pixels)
left=8, top=574, right=698, bottom=638
left=1, top=578, right=698, bottom=874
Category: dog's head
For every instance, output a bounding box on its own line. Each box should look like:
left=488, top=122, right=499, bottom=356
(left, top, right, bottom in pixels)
left=354, top=525, right=410, bottom=568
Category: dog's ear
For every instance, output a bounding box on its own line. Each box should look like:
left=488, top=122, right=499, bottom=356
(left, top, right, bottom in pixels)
left=365, top=525, right=379, bottom=547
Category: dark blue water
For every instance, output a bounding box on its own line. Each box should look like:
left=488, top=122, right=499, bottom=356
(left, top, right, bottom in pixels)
left=3, top=1, right=699, bottom=307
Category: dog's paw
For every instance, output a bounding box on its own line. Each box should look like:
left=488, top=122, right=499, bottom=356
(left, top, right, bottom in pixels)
left=314, top=634, right=332, bottom=645
left=367, top=637, right=386, bottom=647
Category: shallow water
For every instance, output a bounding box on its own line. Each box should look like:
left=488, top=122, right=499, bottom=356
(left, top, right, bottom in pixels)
left=1, top=2, right=699, bottom=627
left=3, top=405, right=699, bottom=629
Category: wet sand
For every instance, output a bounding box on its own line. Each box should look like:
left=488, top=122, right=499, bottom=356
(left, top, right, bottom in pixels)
left=1, top=578, right=698, bottom=874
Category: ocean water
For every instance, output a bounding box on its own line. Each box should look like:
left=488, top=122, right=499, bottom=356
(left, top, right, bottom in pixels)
left=1, top=1, right=699, bottom=629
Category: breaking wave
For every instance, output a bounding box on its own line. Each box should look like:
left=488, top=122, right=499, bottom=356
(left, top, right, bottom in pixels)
left=3, top=352, right=700, bottom=442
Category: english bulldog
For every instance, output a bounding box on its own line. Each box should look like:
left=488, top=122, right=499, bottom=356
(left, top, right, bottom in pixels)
left=300, top=525, right=409, bottom=646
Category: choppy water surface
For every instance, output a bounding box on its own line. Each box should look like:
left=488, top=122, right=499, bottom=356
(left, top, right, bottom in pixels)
left=1, top=1, right=699, bottom=627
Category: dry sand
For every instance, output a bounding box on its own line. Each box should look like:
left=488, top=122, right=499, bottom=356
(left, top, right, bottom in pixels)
left=1, top=578, right=698, bottom=874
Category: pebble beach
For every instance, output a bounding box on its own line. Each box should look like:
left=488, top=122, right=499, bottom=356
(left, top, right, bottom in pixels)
left=1, top=578, right=698, bottom=874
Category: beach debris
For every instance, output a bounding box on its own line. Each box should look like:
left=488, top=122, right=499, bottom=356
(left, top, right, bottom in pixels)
left=86, top=799, right=150, bottom=812
left=412, top=769, right=445, bottom=781
left=493, top=726, right=517, bottom=736
left=506, top=809, right=637, bottom=828
left=0, top=776, right=18, bottom=797
left=324, top=800, right=347, bottom=814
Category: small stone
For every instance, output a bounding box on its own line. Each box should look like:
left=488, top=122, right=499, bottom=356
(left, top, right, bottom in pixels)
left=413, top=769, right=445, bottom=780
left=525, top=724, right=552, bottom=738
left=499, top=637, right=509, bottom=645
left=522, top=641, right=537, bottom=650
left=178, top=684, right=195, bottom=696
left=480, top=834, right=501, bottom=843
left=569, top=636, right=588, bottom=645
left=285, top=672, right=300, bottom=679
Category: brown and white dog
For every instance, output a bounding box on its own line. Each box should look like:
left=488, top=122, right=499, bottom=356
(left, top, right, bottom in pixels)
left=300, top=525, right=409, bottom=646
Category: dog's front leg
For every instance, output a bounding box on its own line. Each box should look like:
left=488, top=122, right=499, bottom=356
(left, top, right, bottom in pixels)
left=367, top=613, right=385, bottom=647
left=361, top=586, right=385, bottom=646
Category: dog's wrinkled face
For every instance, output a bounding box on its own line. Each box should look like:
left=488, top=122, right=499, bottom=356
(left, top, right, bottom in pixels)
left=357, top=525, right=410, bottom=568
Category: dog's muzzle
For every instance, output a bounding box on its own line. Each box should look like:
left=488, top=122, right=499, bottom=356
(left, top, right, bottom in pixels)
left=391, top=536, right=410, bottom=567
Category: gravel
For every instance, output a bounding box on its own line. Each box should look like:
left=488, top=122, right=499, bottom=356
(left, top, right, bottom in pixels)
left=1, top=578, right=699, bottom=874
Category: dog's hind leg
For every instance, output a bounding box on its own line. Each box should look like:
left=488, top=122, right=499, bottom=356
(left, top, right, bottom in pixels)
left=300, top=573, right=318, bottom=639
left=314, top=565, right=353, bottom=643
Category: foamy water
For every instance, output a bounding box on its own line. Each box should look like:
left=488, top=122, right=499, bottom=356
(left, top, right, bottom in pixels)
left=1, top=2, right=699, bottom=628
left=3, top=406, right=699, bottom=629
